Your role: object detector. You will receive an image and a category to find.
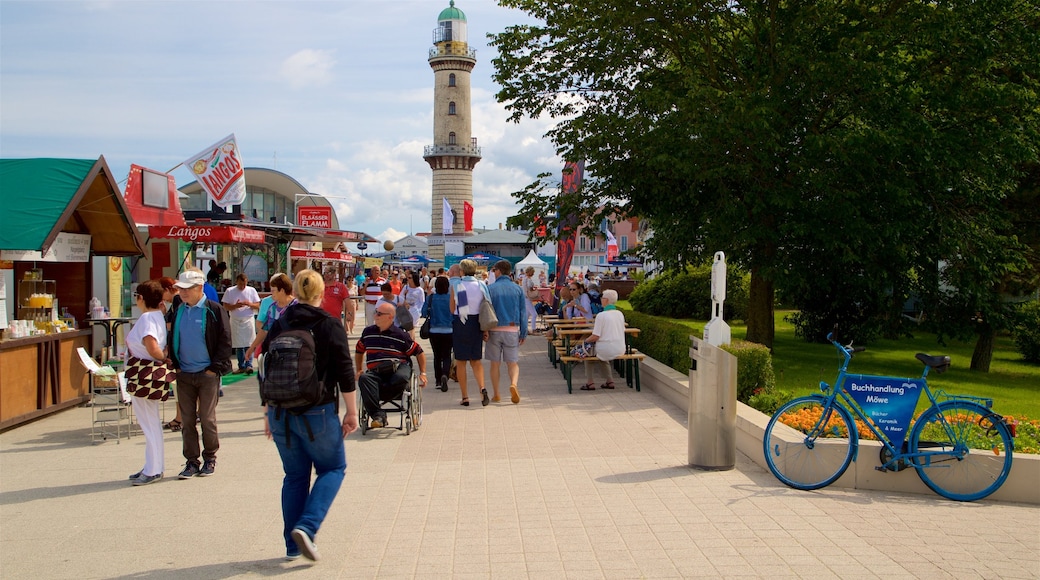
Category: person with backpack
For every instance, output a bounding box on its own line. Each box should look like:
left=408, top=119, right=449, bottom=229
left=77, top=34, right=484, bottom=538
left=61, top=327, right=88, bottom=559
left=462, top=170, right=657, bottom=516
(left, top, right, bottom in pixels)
left=260, top=269, right=358, bottom=562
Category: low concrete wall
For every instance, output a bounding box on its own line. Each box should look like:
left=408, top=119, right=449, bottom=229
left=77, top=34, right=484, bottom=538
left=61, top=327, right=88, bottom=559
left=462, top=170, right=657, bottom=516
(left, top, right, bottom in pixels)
left=638, top=355, right=1040, bottom=505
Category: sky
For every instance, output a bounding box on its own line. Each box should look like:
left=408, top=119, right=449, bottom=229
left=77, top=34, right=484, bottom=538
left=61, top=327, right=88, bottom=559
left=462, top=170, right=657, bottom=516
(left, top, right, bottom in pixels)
left=0, top=0, right=563, bottom=246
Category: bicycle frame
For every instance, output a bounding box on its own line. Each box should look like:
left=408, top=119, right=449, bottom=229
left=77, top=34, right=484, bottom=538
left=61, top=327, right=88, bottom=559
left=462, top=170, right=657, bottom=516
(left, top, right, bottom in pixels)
left=814, top=337, right=993, bottom=471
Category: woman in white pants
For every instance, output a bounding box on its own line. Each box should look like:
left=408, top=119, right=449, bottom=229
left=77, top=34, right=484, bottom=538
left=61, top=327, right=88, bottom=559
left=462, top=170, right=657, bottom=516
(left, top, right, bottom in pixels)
left=125, top=280, right=169, bottom=485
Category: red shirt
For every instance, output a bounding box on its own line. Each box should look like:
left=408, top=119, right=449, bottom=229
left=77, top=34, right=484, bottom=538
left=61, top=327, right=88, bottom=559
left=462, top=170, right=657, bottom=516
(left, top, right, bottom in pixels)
left=321, top=281, right=349, bottom=317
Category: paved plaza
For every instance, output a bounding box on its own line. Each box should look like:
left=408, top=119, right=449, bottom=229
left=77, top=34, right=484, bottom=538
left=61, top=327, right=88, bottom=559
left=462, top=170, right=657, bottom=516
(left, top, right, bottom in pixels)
left=1, top=332, right=1037, bottom=579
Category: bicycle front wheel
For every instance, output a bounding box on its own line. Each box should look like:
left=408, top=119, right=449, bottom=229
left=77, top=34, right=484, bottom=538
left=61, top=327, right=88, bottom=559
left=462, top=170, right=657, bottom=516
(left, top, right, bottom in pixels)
left=909, top=401, right=1013, bottom=501
left=763, top=396, right=857, bottom=490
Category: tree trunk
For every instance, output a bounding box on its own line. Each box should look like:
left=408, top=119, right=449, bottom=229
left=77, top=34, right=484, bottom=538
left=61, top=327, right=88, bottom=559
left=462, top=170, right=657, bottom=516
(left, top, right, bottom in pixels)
left=745, top=270, right=775, bottom=350
left=970, top=321, right=994, bottom=372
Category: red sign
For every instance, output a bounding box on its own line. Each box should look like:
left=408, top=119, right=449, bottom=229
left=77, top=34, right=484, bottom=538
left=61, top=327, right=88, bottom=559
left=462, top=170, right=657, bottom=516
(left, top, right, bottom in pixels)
left=148, top=225, right=266, bottom=244
left=288, top=249, right=354, bottom=263
left=298, top=207, right=333, bottom=229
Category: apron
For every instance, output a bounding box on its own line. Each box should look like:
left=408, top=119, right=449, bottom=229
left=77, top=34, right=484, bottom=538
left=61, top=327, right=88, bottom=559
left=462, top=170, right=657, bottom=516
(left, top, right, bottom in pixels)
left=230, top=315, right=256, bottom=349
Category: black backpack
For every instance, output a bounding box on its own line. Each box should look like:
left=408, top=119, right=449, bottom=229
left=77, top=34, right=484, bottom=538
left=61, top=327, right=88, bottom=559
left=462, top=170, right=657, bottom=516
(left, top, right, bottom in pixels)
left=260, top=319, right=324, bottom=410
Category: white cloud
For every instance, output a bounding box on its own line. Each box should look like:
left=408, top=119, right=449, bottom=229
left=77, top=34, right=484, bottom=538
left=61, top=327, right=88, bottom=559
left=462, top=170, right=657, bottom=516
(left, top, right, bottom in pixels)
left=280, top=49, right=336, bottom=89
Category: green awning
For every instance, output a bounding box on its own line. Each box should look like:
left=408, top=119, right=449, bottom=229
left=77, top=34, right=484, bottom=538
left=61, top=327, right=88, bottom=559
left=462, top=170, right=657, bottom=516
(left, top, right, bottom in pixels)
left=0, top=157, right=145, bottom=256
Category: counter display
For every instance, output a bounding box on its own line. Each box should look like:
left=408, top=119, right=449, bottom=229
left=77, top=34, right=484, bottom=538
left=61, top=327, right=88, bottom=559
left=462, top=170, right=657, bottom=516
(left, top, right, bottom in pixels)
left=0, top=329, right=93, bottom=430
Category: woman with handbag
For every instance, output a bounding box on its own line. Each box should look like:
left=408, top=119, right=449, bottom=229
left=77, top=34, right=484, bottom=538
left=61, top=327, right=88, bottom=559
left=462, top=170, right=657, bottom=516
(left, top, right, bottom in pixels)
left=449, top=259, right=489, bottom=406
left=125, top=279, right=172, bottom=485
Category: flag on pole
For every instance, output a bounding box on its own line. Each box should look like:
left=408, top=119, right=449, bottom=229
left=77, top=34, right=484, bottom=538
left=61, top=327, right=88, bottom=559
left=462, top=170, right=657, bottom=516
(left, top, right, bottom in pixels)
left=463, top=201, right=474, bottom=232
left=442, top=198, right=453, bottom=235
left=555, top=160, right=584, bottom=305
left=605, top=229, right=619, bottom=262
left=183, top=134, right=246, bottom=209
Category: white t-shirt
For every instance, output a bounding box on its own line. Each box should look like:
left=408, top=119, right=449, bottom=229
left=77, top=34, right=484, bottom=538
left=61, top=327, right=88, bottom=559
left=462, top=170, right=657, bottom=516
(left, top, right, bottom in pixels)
left=222, top=285, right=260, bottom=319
left=126, top=310, right=167, bottom=361
left=591, top=309, right=626, bottom=361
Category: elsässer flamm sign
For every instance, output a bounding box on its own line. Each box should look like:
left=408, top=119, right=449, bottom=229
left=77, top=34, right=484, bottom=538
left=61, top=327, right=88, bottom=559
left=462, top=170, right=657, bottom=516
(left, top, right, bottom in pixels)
left=297, top=207, right=333, bottom=229
left=843, top=374, right=924, bottom=444
left=183, top=134, right=246, bottom=209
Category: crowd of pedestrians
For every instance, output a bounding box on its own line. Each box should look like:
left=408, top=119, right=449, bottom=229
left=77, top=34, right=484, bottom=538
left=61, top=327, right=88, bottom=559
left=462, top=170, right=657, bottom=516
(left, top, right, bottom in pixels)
left=115, top=256, right=613, bottom=564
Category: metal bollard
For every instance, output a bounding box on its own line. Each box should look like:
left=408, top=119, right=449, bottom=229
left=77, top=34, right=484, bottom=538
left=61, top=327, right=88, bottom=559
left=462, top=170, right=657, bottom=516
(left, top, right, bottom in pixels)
left=688, top=336, right=737, bottom=470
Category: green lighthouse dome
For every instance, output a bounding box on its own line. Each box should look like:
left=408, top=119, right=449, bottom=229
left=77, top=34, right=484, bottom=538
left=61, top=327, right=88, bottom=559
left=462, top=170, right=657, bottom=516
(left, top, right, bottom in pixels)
left=438, top=0, right=466, bottom=22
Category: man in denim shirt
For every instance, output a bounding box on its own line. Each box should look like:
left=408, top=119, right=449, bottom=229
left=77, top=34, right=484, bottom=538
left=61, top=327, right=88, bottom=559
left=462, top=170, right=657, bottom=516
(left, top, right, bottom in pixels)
left=485, top=260, right=528, bottom=404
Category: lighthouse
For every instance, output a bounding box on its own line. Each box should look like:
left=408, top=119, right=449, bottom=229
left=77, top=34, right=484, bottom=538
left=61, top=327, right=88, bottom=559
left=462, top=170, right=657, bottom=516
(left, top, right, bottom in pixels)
left=424, top=0, right=481, bottom=263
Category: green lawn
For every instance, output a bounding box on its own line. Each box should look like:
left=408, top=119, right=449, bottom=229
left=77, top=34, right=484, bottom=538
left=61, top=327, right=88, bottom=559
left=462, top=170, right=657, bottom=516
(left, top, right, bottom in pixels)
left=618, top=302, right=1040, bottom=420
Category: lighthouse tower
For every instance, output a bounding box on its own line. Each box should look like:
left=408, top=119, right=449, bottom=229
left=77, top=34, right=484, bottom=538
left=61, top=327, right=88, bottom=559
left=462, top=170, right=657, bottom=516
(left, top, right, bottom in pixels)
left=424, top=0, right=480, bottom=263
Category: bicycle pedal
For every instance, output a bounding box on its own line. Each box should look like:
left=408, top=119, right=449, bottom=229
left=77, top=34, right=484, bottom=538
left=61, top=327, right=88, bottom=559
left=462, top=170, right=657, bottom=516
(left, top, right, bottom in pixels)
left=875, top=466, right=888, bottom=472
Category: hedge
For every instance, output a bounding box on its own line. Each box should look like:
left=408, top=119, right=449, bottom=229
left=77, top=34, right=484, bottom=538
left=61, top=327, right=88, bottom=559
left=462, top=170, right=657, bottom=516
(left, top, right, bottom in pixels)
left=622, top=308, right=786, bottom=413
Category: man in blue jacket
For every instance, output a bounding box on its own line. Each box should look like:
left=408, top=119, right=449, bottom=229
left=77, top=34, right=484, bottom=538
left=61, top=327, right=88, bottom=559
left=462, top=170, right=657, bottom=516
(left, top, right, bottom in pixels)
left=485, top=260, right=528, bottom=404
left=169, top=269, right=232, bottom=479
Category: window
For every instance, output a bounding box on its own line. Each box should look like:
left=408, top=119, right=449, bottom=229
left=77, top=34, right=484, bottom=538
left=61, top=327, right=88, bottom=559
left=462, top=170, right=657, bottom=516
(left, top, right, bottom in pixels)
left=579, top=236, right=585, bottom=251
left=448, top=73, right=456, bottom=87
left=620, top=236, right=628, bottom=251
left=448, top=101, right=456, bottom=115
left=449, top=132, right=457, bottom=145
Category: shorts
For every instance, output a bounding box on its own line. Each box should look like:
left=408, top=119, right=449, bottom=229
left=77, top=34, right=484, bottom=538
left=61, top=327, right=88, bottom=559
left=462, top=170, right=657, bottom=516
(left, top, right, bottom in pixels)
left=484, top=331, right=520, bottom=363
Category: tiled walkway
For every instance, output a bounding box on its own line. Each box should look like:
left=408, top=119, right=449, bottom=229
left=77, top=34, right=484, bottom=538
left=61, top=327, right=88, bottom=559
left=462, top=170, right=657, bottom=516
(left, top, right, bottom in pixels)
left=1, top=334, right=1037, bottom=579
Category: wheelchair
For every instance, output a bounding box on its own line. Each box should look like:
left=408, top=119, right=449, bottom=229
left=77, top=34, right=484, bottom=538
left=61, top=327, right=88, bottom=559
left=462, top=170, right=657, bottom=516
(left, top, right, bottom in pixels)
left=358, top=361, right=423, bottom=435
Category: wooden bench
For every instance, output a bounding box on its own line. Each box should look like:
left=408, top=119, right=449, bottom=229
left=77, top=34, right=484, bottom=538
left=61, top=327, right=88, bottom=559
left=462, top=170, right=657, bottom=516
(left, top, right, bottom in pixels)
left=557, top=350, right=646, bottom=393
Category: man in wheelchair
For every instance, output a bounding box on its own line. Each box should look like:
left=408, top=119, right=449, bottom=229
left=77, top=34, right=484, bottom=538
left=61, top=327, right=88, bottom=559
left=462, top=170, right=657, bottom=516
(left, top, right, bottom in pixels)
left=354, top=303, right=428, bottom=428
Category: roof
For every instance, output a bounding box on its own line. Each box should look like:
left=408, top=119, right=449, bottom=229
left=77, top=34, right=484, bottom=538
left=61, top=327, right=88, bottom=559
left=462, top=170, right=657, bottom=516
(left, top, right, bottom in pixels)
left=0, top=157, right=145, bottom=256
left=466, top=229, right=530, bottom=245
left=438, top=0, right=466, bottom=21
left=516, top=249, right=549, bottom=268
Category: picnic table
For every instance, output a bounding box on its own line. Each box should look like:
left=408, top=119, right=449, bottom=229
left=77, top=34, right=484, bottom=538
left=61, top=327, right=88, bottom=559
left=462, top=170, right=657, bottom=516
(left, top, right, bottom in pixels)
left=553, top=326, right=645, bottom=393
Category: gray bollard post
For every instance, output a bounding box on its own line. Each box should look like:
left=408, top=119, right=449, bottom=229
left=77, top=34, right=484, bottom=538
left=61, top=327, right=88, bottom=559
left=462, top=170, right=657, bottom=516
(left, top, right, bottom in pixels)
left=688, top=336, right=737, bottom=470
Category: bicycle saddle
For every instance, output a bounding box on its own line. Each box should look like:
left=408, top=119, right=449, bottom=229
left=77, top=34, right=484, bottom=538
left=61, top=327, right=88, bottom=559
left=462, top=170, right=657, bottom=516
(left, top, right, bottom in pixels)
left=915, top=353, right=951, bottom=373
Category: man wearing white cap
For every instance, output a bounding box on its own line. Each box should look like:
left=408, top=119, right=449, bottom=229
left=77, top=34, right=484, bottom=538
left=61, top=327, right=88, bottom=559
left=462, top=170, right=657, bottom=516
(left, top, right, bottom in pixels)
left=168, top=268, right=232, bottom=479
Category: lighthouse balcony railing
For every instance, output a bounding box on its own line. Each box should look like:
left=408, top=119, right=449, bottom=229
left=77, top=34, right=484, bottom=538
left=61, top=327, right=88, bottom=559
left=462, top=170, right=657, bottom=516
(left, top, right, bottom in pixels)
left=429, top=45, right=477, bottom=60
left=424, top=144, right=482, bottom=157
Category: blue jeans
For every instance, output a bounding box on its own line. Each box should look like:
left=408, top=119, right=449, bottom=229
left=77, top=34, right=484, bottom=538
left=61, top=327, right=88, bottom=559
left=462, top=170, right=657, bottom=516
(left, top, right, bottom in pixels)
left=268, top=402, right=346, bottom=556
left=235, top=347, right=252, bottom=370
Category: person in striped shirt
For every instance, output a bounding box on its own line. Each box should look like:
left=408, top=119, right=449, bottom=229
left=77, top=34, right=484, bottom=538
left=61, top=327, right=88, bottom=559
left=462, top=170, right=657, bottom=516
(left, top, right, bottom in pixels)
left=354, top=302, right=428, bottom=428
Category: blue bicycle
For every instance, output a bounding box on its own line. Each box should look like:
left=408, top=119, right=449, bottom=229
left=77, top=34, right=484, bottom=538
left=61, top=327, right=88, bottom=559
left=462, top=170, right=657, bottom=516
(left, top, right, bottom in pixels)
left=763, top=333, right=1015, bottom=501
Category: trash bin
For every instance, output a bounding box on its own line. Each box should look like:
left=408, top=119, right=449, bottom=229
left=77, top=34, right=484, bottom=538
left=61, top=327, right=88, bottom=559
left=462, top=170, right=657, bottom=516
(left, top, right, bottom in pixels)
left=688, top=336, right=737, bottom=470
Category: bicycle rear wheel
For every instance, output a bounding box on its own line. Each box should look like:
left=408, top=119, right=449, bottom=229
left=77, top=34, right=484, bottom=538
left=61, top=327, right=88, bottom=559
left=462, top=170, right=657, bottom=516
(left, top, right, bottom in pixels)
left=763, top=396, right=857, bottom=490
left=909, top=401, right=1013, bottom=501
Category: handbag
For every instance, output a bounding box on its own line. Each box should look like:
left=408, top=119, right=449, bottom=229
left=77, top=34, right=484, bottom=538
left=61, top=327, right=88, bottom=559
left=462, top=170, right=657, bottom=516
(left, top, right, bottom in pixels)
left=419, top=317, right=431, bottom=339
left=570, top=341, right=595, bottom=359
left=477, top=281, right=499, bottom=331
left=478, top=298, right=499, bottom=331
left=395, top=293, right=414, bottom=331
left=124, top=356, right=176, bottom=401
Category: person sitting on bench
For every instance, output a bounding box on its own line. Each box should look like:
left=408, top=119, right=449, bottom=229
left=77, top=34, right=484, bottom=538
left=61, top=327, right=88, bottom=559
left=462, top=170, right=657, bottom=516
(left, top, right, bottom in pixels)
left=578, top=289, right=625, bottom=391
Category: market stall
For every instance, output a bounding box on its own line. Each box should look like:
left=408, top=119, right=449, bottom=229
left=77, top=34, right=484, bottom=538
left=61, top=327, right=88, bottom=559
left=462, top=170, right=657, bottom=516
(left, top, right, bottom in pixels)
left=0, top=157, right=145, bottom=430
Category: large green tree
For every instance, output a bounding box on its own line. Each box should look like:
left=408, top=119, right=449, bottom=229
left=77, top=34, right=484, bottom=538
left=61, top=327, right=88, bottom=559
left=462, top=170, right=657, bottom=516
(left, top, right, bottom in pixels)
left=491, top=0, right=1040, bottom=350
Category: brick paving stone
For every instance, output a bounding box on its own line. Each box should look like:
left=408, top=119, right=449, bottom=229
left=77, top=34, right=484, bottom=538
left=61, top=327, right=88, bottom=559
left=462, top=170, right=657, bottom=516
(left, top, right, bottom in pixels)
left=1, top=336, right=1037, bottom=579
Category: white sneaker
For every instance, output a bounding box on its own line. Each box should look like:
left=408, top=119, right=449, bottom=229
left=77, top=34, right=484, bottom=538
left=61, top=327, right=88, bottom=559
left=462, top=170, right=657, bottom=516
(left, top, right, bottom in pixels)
left=291, top=528, right=321, bottom=562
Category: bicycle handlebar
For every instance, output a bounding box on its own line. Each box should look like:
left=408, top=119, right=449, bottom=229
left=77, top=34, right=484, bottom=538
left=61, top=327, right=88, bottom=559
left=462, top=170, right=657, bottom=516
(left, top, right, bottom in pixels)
left=826, top=331, right=866, bottom=358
